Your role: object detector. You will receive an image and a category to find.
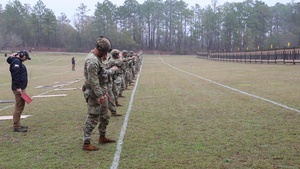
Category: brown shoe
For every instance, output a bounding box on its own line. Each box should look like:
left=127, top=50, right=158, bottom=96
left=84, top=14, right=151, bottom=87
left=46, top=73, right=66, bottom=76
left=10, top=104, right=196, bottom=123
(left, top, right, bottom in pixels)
left=13, top=127, right=27, bottom=132
left=82, top=143, right=99, bottom=151
left=99, top=137, right=116, bottom=144
left=115, top=101, right=122, bottom=107
left=112, top=113, right=122, bottom=116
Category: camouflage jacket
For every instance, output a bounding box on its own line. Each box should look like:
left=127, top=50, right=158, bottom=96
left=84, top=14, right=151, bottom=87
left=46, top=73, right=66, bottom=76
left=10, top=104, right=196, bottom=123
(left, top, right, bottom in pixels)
left=84, top=52, right=111, bottom=98
left=108, top=58, right=123, bottom=74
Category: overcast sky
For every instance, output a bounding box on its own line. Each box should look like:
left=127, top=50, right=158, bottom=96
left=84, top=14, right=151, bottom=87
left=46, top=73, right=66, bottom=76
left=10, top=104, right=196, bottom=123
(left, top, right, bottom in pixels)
left=2, top=0, right=297, bottom=21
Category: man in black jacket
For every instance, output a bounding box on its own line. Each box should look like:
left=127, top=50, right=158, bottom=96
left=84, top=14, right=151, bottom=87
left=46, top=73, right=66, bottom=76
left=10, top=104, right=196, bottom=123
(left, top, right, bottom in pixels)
left=7, top=51, right=31, bottom=132
left=71, top=56, right=75, bottom=71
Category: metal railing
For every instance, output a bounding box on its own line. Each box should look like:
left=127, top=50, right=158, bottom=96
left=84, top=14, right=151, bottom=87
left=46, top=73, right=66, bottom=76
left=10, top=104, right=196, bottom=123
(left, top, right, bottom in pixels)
left=205, top=48, right=300, bottom=64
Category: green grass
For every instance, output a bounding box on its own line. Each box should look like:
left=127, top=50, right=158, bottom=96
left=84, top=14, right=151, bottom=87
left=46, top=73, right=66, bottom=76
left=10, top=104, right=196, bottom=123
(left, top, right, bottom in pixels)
left=0, top=53, right=300, bottom=168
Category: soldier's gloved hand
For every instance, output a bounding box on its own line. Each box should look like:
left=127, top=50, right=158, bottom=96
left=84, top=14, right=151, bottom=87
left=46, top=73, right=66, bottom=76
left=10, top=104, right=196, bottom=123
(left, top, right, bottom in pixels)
left=111, top=66, right=119, bottom=71
left=106, top=93, right=110, bottom=101
left=98, top=96, right=105, bottom=105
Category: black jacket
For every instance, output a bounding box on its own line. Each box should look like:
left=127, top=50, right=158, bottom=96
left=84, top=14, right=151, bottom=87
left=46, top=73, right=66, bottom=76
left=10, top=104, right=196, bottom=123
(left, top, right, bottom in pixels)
left=7, top=56, right=28, bottom=90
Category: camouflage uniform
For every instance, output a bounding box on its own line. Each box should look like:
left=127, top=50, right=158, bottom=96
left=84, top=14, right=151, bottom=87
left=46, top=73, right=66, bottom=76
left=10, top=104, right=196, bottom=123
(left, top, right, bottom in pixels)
left=122, top=51, right=132, bottom=88
left=109, top=49, right=123, bottom=103
left=129, top=51, right=136, bottom=80
left=83, top=52, right=114, bottom=144
left=82, top=36, right=119, bottom=151
left=119, top=50, right=128, bottom=94
left=105, top=59, right=118, bottom=114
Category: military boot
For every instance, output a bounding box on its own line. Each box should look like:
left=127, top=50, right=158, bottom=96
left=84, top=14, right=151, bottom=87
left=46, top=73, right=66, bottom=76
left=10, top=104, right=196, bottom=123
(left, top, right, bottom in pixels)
left=21, top=125, right=28, bottom=129
left=115, top=101, right=122, bottom=107
left=82, top=143, right=99, bottom=151
left=111, top=112, right=122, bottom=117
left=99, top=136, right=116, bottom=144
left=13, top=127, right=27, bottom=132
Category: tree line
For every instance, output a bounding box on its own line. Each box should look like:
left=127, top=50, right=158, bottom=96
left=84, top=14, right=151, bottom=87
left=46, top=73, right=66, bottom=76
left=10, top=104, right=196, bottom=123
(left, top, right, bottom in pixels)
left=0, top=0, right=299, bottom=54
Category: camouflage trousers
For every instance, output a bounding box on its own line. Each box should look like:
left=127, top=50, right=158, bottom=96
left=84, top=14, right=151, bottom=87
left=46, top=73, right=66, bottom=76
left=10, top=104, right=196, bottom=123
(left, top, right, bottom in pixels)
left=125, top=69, right=132, bottom=88
left=83, top=97, right=110, bottom=144
left=131, top=66, right=136, bottom=79
left=120, top=74, right=125, bottom=95
left=108, top=83, right=117, bottom=113
left=114, top=76, right=122, bottom=97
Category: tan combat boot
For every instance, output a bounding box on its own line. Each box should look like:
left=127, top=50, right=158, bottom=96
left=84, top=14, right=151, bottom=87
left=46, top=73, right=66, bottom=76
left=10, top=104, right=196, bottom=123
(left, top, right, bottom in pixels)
left=99, top=136, right=116, bottom=144
left=115, top=101, right=122, bottom=107
left=82, top=143, right=99, bottom=151
left=111, top=112, right=122, bottom=116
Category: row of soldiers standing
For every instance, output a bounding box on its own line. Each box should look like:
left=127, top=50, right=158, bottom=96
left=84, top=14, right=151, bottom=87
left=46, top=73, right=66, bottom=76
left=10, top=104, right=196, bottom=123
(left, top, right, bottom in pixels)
left=82, top=36, right=143, bottom=151
left=105, top=49, right=143, bottom=116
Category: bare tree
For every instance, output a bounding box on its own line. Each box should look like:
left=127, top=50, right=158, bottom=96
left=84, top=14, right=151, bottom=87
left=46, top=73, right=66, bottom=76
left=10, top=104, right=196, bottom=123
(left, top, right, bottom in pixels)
left=7, top=32, right=23, bottom=48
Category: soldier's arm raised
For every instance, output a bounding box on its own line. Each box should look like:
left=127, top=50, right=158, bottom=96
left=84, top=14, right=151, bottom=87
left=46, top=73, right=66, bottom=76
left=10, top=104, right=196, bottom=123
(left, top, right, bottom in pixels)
left=106, top=66, right=119, bottom=75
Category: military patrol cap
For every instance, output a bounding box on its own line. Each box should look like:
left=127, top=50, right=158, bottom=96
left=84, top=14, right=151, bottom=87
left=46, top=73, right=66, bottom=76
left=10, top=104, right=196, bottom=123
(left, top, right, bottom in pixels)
left=96, top=36, right=112, bottom=52
left=111, top=49, right=121, bottom=56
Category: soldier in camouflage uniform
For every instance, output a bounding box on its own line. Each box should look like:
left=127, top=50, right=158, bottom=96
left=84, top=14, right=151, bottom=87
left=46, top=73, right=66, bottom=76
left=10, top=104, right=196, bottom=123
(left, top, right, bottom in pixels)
left=129, top=51, right=136, bottom=81
left=137, top=52, right=143, bottom=72
left=109, top=49, right=124, bottom=106
left=122, top=50, right=134, bottom=88
left=119, top=50, right=128, bottom=96
left=82, top=36, right=119, bottom=151
left=105, top=51, right=122, bottom=116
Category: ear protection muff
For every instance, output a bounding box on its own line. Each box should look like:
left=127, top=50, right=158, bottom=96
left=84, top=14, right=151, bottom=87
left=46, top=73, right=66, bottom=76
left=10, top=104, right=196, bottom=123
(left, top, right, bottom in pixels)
left=17, top=50, right=31, bottom=60
left=19, top=51, right=25, bottom=58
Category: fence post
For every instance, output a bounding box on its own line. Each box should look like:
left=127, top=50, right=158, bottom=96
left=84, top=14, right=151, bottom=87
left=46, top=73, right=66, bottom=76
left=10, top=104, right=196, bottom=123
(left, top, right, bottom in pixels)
left=261, top=50, right=263, bottom=63
left=283, top=49, right=286, bottom=64
left=275, top=49, right=277, bottom=64
left=293, top=48, right=296, bottom=65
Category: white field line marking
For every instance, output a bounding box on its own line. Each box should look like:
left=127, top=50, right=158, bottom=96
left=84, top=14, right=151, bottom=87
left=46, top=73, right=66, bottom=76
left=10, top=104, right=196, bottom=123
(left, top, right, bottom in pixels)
left=45, top=59, right=63, bottom=65
left=160, top=57, right=300, bottom=114
left=0, top=59, right=84, bottom=86
left=0, top=82, right=11, bottom=87
left=0, top=104, right=14, bottom=111
left=0, top=115, right=32, bottom=120
left=111, top=64, right=143, bottom=169
left=0, top=78, right=84, bottom=112
left=63, top=58, right=83, bottom=67
left=0, top=69, right=83, bottom=87
left=32, top=94, right=67, bottom=98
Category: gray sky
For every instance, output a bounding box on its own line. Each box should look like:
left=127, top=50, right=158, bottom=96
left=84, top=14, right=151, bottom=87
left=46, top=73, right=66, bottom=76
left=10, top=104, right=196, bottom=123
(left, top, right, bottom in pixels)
left=2, top=0, right=297, bottom=22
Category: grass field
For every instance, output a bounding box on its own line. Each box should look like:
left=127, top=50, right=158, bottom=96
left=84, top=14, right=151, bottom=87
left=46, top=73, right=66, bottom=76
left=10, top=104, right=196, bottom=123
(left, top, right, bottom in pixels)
left=0, top=52, right=300, bottom=168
